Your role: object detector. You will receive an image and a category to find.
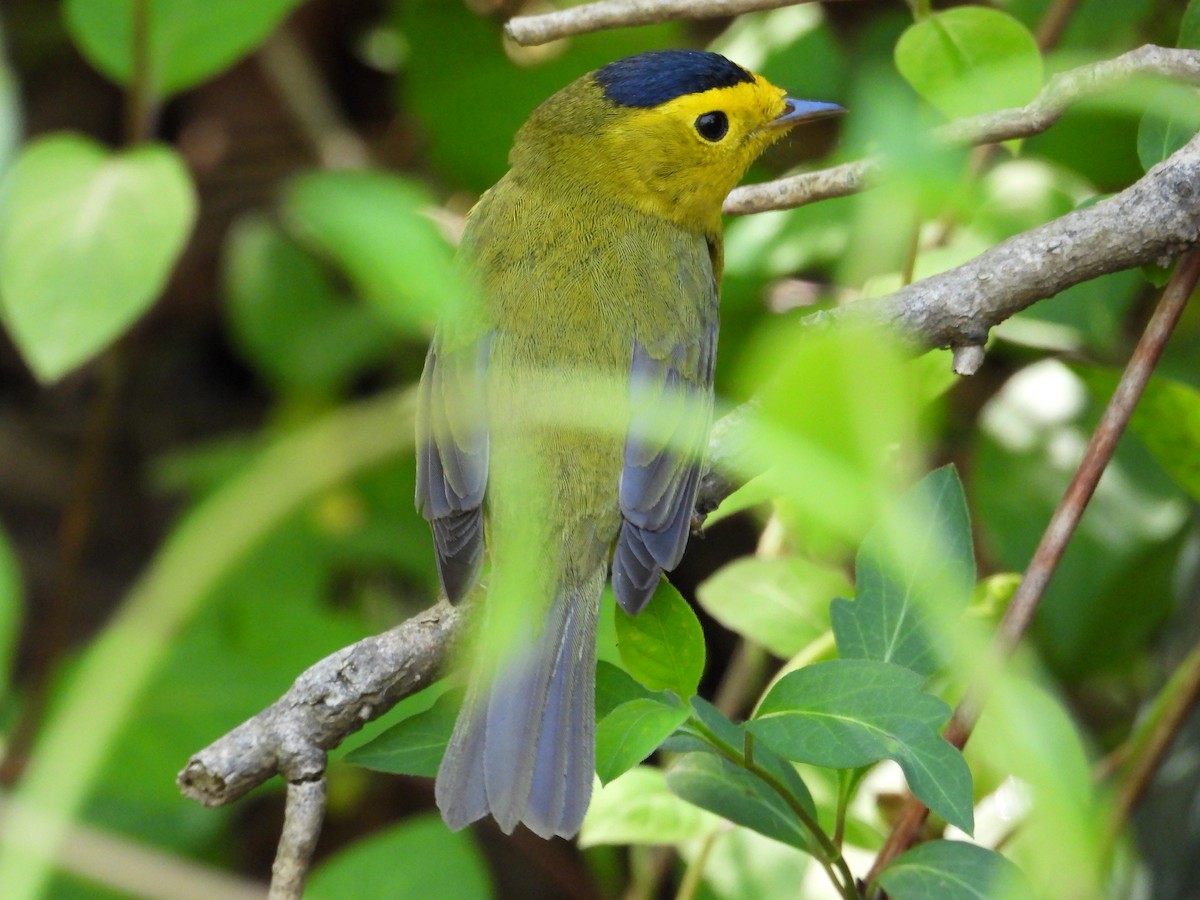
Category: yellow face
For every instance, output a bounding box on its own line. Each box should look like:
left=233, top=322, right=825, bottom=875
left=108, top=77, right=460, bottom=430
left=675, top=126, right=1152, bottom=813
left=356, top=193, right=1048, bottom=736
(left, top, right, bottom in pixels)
left=600, top=74, right=795, bottom=232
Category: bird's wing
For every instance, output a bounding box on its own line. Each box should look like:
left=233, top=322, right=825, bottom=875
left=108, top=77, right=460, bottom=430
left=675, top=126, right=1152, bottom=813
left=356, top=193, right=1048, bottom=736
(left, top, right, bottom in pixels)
left=612, top=318, right=716, bottom=615
left=416, top=329, right=492, bottom=602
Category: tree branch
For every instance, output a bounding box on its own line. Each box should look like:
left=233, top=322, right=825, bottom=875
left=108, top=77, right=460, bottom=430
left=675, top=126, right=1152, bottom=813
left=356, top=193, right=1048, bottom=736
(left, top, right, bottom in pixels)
left=724, top=45, right=1200, bottom=215
left=504, top=0, right=843, bottom=47
left=178, top=601, right=461, bottom=808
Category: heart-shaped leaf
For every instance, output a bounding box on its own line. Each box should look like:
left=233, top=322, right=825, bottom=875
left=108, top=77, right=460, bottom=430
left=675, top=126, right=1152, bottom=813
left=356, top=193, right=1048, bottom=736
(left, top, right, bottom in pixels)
left=0, top=134, right=195, bottom=382
left=65, top=0, right=305, bottom=97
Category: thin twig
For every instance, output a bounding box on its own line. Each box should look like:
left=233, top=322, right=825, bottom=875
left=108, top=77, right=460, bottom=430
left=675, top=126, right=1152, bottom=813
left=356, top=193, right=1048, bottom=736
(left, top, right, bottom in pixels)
left=864, top=249, right=1200, bottom=885
left=725, top=45, right=1200, bottom=215
left=257, top=27, right=372, bottom=169
left=1106, top=638, right=1200, bottom=843
left=505, top=0, right=845, bottom=46
left=269, top=779, right=327, bottom=900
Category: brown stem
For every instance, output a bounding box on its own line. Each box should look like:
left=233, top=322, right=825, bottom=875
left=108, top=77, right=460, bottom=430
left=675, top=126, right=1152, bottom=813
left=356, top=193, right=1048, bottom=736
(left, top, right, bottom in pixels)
left=865, top=249, right=1200, bottom=885
left=1106, top=639, right=1200, bottom=842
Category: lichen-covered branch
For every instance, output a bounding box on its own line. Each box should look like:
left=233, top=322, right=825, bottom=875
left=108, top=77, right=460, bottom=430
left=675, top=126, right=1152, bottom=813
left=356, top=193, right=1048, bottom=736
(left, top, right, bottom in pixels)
left=725, top=45, right=1200, bottom=215
left=505, top=0, right=829, bottom=46
left=178, top=601, right=461, bottom=808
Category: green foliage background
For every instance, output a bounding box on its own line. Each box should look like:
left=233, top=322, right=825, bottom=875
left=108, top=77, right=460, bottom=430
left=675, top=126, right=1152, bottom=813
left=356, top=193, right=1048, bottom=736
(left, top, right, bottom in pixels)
left=0, top=0, right=1198, bottom=898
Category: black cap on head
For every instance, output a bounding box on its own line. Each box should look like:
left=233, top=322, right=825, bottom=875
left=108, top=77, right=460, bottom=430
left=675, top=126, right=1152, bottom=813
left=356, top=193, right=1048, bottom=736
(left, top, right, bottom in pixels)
left=595, top=50, right=755, bottom=109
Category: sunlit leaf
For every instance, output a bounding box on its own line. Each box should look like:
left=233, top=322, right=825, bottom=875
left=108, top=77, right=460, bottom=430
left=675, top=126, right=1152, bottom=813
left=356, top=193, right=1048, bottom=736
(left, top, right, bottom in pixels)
left=580, top=766, right=717, bottom=848
left=895, top=7, right=1043, bottom=120
left=0, top=135, right=195, bottom=382
left=615, top=580, right=705, bottom=699
left=697, top=556, right=844, bottom=659
left=595, top=697, right=688, bottom=784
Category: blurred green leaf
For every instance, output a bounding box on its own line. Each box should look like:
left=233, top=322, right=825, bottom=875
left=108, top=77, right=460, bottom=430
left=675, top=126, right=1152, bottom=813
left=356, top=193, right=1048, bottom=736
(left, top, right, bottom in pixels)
left=64, top=0, right=304, bottom=96
left=831, top=466, right=975, bottom=676
left=737, top=325, right=924, bottom=559
left=895, top=7, right=1042, bottom=121
left=878, top=840, right=1029, bottom=900
left=346, top=692, right=457, bottom=779
left=0, top=22, right=18, bottom=179
left=667, top=752, right=811, bottom=851
left=579, top=766, right=716, bottom=848
left=283, top=170, right=464, bottom=334
left=972, top=674, right=1104, bottom=897
left=615, top=580, right=705, bottom=699
left=686, top=826, right=812, bottom=900
left=751, top=659, right=973, bottom=832
left=0, top=522, right=19, bottom=703
left=0, top=135, right=195, bottom=382
left=595, top=697, right=688, bottom=784
left=397, top=0, right=681, bottom=191
left=307, top=814, right=490, bottom=900
left=223, top=216, right=397, bottom=392
left=974, top=361, right=1188, bottom=678
left=696, top=556, right=844, bottom=659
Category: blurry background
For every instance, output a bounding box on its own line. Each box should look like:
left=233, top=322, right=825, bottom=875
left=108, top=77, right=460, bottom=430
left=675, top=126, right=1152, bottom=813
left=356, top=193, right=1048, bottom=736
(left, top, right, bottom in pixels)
left=0, top=0, right=1199, bottom=897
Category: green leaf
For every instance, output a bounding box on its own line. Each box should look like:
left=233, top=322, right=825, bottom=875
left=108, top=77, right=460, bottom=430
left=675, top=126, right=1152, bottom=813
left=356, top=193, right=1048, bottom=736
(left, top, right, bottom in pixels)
left=64, top=0, right=305, bottom=97
left=595, top=697, right=689, bottom=784
left=615, top=580, right=705, bottom=698
left=1185, top=0, right=1200, bottom=48
left=1136, top=1, right=1200, bottom=171
left=346, top=692, right=458, bottom=778
left=223, top=215, right=396, bottom=392
left=1075, top=368, right=1200, bottom=502
left=831, top=465, right=975, bottom=676
left=595, top=659, right=662, bottom=719
left=0, top=135, right=195, bottom=382
left=696, top=556, right=844, bottom=658
left=283, top=171, right=465, bottom=334
left=895, top=7, right=1043, bottom=120
left=579, top=766, right=717, bottom=848
left=306, top=814, right=490, bottom=900
left=750, top=659, right=973, bottom=832
left=0, top=522, right=20, bottom=703
left=878, top=840, right=1029, bottom=900
left=667, top=752, right=811, bottom=851
left=687, top=826, right=811, bottom=900
left=972, top=676, right=1103, bottom=896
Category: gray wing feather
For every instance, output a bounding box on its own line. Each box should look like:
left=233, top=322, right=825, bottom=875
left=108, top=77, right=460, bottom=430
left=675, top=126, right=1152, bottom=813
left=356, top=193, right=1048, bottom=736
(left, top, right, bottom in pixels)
left=612, top=322, right=716, bottom=615
left=416, top=334, right=491, bottom=602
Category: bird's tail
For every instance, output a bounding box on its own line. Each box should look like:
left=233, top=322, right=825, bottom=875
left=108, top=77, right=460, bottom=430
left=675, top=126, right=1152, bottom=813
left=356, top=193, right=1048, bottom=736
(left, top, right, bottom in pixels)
left=435, top=569, right=602, bottom=839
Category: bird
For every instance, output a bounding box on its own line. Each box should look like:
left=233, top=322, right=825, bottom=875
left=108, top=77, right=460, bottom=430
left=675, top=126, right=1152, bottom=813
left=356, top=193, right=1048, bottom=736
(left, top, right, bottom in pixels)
left=416, top=48, right=842, bottom=840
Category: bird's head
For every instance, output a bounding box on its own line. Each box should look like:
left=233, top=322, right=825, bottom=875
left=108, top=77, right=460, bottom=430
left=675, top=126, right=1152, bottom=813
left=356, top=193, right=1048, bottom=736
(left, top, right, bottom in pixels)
left=510, top=49, right=843, bottom=233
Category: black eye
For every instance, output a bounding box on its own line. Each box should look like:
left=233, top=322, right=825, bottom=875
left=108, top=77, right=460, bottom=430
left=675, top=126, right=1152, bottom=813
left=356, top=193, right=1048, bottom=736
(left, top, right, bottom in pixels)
left=694, top=111, right=728, bottom=142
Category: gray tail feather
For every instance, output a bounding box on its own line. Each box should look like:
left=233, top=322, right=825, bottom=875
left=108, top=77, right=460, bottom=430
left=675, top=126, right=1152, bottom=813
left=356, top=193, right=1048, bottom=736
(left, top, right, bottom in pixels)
left=435, top=572, right=601, bottom=839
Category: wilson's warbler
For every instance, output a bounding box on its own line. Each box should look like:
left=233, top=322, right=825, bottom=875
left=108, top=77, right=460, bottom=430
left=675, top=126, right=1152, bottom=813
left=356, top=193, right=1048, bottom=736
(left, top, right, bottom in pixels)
left=417, top=49, right=841, bottom=839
